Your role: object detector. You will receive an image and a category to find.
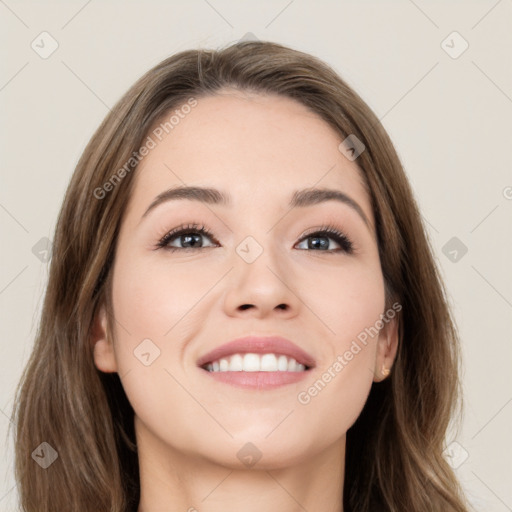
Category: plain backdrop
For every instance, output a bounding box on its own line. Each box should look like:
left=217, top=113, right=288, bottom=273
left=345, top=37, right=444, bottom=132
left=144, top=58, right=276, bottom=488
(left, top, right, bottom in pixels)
left=1, top=1, right=511, bottom=510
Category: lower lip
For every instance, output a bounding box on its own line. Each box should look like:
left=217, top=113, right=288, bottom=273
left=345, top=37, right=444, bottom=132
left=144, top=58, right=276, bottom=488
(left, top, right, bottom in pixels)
left=200, top=368, right=311, bottom=389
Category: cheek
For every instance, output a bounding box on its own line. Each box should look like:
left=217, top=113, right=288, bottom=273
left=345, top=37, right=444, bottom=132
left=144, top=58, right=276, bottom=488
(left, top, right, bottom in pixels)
left=293, top=261, right=384, bottom=430
left=107, top=252, right=220, bottom=404
left=296, top=255, right=386, bottom=347
left=107, top=256, right=198, bottom=430
left=111, top=252, right=213, bottom=336
left=296, top=354, right=374, bottom=444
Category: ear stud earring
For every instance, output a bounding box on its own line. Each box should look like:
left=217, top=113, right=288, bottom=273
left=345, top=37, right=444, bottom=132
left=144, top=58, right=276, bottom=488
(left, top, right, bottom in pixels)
left=381, top=364, right=390, bottom=377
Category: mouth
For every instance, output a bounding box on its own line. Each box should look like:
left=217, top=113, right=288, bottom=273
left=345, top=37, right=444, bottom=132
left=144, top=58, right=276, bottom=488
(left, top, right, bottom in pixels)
left=196, top=335, right=315, bottom=389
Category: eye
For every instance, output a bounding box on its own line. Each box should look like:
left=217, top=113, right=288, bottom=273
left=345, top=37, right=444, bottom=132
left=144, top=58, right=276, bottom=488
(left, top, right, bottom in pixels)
left=295, top=224, right=354, bottom=254
left=156, top=222, right=354, bottom=255
left=156, top=223, right=218, bottom=251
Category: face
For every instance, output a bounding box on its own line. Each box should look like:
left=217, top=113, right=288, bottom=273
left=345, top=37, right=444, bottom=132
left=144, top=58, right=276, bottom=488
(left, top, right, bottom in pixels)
left=93, top=90, right=398, bottom=470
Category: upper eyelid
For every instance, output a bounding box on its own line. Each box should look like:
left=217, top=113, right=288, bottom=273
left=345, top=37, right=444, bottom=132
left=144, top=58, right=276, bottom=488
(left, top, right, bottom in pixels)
left=159, top=224, right=349, bottom=240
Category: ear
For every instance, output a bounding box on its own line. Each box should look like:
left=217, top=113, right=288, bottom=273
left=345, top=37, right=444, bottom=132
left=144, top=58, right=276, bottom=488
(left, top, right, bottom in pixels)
left=373, top=315, right=399, bottom=382
left=91, top=302, right=118, bottom=373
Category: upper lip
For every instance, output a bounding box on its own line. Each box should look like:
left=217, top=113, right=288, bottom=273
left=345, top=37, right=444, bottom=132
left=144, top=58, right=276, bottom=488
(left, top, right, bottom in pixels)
left=196, top=336, right=316, bottom=369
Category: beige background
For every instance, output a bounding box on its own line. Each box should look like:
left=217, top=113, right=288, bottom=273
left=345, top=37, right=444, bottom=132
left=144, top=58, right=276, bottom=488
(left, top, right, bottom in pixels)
left=1, top=1, right=511, bottom=510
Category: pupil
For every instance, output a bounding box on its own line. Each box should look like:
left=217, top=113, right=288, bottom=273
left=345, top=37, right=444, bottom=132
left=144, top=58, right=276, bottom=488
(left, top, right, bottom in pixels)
left=182, top=234, right=201, bottom=247
left=310, top=236, right=328, bottom=250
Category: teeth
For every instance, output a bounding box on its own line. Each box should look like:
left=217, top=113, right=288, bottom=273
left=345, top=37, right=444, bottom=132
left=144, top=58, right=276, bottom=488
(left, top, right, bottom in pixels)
left=261, top=354, right=277, bottom=371
left=277, top=355, right=288, bottom=371
left=204, top=353, right=307, bottom=373
left=243, top=353, right=260, bottom=372
left=229, top=354, right=243, bottom=371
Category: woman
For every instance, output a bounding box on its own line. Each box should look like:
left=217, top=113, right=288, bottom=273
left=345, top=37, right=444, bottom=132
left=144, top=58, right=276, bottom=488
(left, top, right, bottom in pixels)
left=11, top=40, right=471, bottom=511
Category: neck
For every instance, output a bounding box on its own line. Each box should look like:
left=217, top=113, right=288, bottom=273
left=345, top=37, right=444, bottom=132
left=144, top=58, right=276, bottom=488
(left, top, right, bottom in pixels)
left=135, top=418, right=345, bottom=512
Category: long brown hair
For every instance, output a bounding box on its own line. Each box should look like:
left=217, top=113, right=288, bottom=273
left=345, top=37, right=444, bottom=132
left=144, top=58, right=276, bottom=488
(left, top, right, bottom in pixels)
left=11, top=40, right=471, bottom=511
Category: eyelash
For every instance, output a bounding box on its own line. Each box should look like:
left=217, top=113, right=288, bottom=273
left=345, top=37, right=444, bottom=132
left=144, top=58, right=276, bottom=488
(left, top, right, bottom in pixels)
left=156, top=222, right=355, bottom=254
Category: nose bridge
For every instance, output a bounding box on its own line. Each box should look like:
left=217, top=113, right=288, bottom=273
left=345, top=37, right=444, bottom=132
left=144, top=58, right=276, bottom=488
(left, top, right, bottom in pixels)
left=234, top=229, right=284, bottom=287
left=222, top=222, right=298, bottom=316
left=230, top=193, right=279, bottom=266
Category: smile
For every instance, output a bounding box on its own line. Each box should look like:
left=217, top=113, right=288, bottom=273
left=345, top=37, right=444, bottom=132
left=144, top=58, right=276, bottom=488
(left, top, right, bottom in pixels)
left=203, top=353, right=308, bottom=372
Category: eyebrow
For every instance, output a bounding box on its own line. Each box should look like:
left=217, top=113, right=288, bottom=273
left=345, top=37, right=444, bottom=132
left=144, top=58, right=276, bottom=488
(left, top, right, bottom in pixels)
left=141, top=185, right=372, bottom=229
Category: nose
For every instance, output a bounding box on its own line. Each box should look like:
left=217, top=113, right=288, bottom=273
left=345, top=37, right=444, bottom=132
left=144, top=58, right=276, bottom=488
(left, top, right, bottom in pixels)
left=223, top=244, right=300, bottom=319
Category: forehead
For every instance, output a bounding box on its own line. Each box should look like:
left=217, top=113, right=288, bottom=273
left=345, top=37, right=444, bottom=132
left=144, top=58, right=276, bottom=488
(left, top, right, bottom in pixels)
left=130, top=91, right=372, bottom=223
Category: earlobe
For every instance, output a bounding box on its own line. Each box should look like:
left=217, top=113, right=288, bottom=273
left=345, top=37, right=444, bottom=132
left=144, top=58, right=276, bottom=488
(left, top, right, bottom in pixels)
left=91, top=303, right=118, bottom=373
left=373, top=315, right=399, bottom=382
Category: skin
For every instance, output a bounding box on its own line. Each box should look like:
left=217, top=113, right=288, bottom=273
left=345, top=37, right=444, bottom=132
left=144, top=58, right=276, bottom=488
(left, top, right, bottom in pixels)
left=92, top=90, right=399, bottom=512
